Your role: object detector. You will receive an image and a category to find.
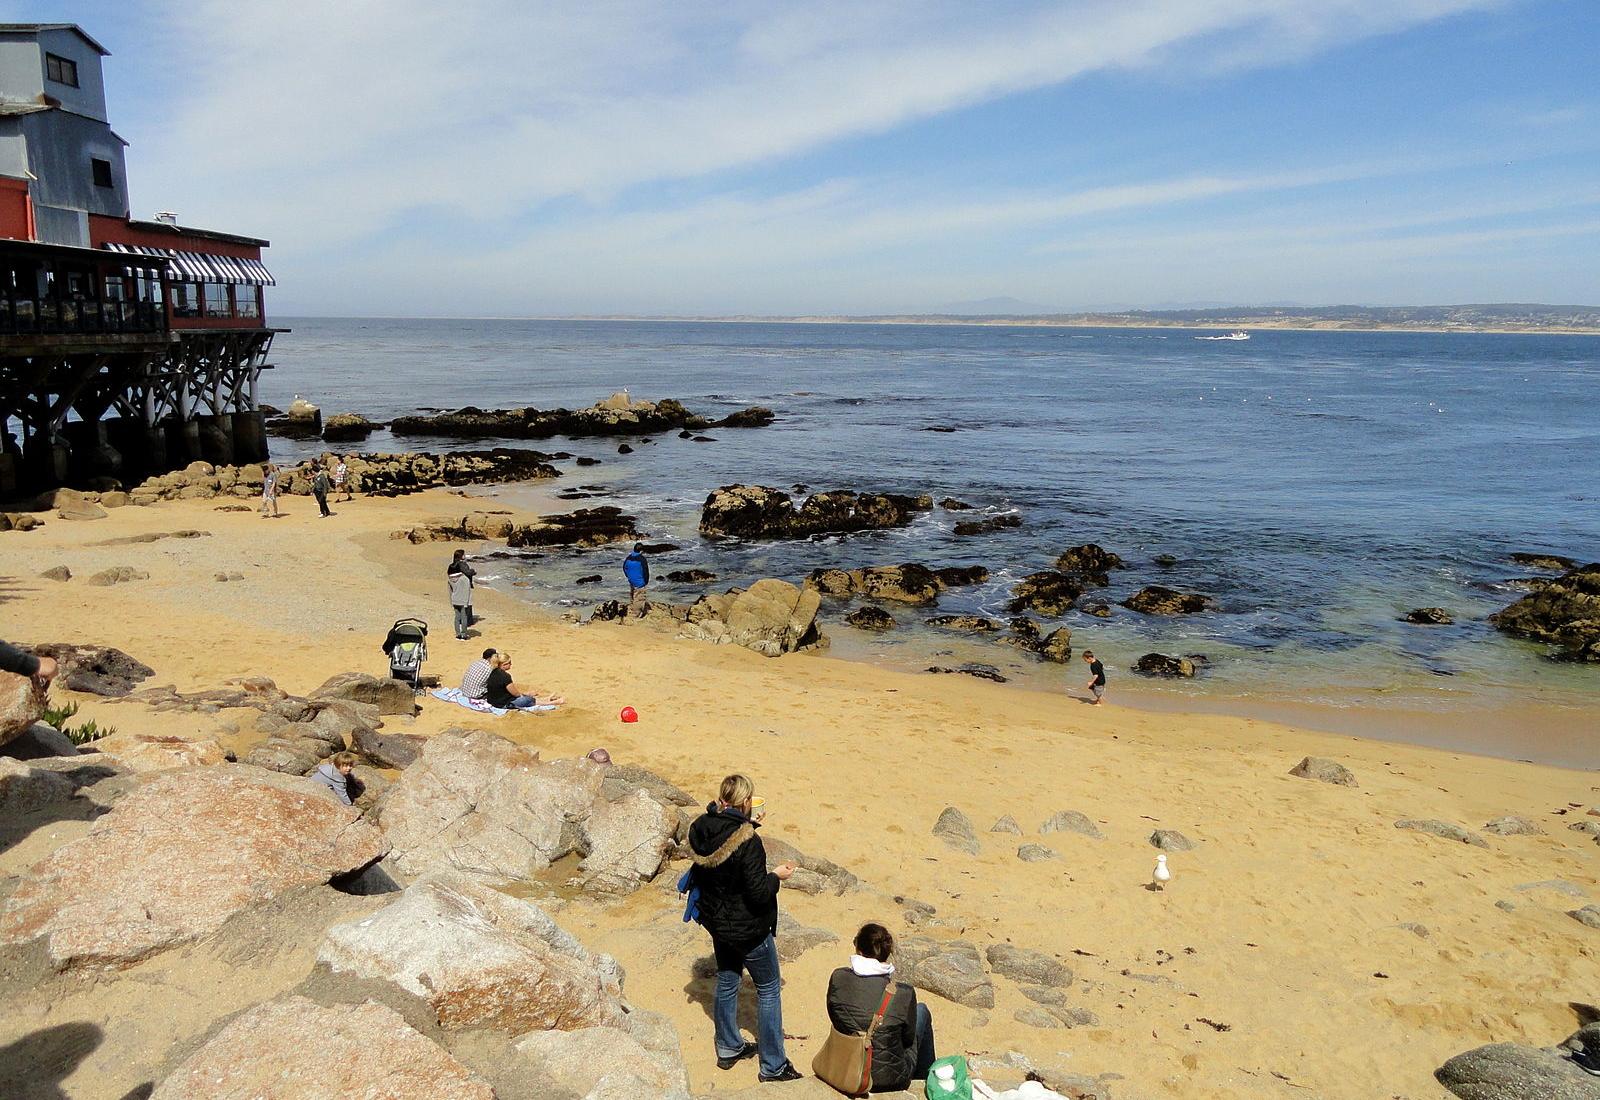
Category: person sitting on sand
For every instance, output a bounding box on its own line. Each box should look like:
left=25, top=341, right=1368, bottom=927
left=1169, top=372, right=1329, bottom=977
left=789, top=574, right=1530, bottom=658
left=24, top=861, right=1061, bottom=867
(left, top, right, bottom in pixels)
left=825, top=923, right=937, bottom=1092
left=309, top=751, right=364, bottom=806
left=1083, top=649, right=1107, bottom=705
left=461, top=647, right=497, bottom=701
left=484, top=652, right=564, bottom=709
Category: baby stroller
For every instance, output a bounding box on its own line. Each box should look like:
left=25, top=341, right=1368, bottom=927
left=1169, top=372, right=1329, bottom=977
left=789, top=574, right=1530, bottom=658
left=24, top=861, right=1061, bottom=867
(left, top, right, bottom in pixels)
left=381, top=618, right=428, bottom=690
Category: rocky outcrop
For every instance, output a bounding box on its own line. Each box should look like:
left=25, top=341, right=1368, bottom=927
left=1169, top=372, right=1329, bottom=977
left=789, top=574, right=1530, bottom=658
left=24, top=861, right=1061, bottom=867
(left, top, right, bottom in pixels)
left=985, top=944, right=1071, bottom=988
left=352, top=725, right=428, bottom=770
left=1490, top=562, right=1600, bottom=662
left=675, top=579, right=827, bottom=656
left=1510, top=552, right=1577, bottom=571
left=932, top=806, right=980, bottom=854
left=507, top=506, right=639, bottom=549
left=1436, top=1022, right=1600, bottom=1100
left=701, top=485, right=931, bottom=540
left=0, top=512, right=43, bottom=531
left=1289, top=756, right=1358, bottom=787
left=926, top=664, right=1008, bottom=682
left=1396, top=819, right=1489, bottom=848
left=0, top=765, right=386, bottom=968
left=761, top=835, right=861, bottom=896
left=150, top=996, right=495, bottom=1100
left=389, top=394, right=773, bottom=440
left=954, top=512, right=1022, bottom=537
left=1402, top=607, right=1454, bottom=625
left=511, top=1023, right=691, bottom=1099
left=1134, top=653, right=1196, bottom=677
left=580, top=788, right=677, bottom=894
left=14, top=642, right=153, bottom=696
left=87, top=565, right=149, bottom=586
left=1009, top=571, right=1087, bottom=615
left=130, top=448, right=560, bottom=505
left=895, top=937, right=995, bottom=1008
left=1054, top=543, right=1124, bottom=580
left=845, top=606, right=896, bottom=631
left=322, top=412, right=378, bottom=442
left=1001, top=617, right=1073, bottom=662
left=93, top=731, right=227, bottom=772
left=1482, top=815, right=1545, bottom=836
left=1123, top=585, right=1215, bottom=615
left=929, top=615, right=999, bottom=633
left=317, top=872, right=627, bottom=1032
left=808, top=563, right=976, bottom=605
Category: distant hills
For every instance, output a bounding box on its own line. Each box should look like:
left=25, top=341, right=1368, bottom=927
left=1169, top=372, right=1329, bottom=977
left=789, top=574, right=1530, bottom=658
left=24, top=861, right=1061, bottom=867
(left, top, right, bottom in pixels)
left=790, top=303, right=1600, bottom=333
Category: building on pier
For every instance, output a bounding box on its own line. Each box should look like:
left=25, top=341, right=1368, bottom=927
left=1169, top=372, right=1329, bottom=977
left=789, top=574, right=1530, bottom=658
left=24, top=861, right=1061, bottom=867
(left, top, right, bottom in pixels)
left=0, top=22, right=278, bottom=498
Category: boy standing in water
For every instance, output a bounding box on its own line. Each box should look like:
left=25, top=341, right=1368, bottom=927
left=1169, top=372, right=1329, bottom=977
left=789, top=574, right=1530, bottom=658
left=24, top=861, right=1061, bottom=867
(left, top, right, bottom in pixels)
left=1083, top=650, right=1107, bottom=705
left=623, top=543, right=650, bottom=616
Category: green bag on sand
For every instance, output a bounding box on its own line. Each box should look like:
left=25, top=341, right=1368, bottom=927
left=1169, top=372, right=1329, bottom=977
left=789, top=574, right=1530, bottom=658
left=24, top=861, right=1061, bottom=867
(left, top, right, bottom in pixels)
left=925, top=1054, right=973, bottom=1099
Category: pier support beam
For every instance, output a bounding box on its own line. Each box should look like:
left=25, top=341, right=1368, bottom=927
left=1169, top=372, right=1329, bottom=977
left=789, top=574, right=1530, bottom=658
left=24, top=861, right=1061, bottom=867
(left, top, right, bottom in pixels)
left=198, top=413, right=235, bottom=466
left=232, top=410, right=267, bottom=464
left=62, top=420, right=123, bottom=479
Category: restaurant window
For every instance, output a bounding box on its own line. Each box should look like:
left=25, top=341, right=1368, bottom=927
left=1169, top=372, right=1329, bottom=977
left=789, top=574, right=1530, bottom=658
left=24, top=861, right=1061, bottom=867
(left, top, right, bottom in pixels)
left=45, top=53, right=79, bottom=87
left=232, top=283, right=260, bottom=318
left=91, top=158, right=114, bottom=188
left=202, top=281, right=231, bottom=317
left=170, top=281, right=199, bottom=317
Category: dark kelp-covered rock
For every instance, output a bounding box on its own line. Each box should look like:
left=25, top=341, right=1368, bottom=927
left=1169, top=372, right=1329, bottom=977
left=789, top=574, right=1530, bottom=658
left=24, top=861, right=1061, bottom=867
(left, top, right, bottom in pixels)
left=1489, top=562, right=1600, bottom=662
left=999, top=617, right=1072, bottom=662
left=508, top=506, right=639, bottom=548
left=845, top=606, right=896, bottom=631
left=700, top=485, right=930, bottom=540
left=954, top=512, right=1022, bottom=537
left=1123, top=585, right=1216, bottom=615
left=389, top=393, right=773, bottom=440
left=1009, top=571, right=1087, bottom=615
left=1403, top=607, right=1454, bottom=625
left=1134, top=653, right=1196, bottom=678
left=17, top=643, right=154, bottom=697
left=1054, top=543, right=1125, bottom=580
left=807, top=564, right=943, bottom=604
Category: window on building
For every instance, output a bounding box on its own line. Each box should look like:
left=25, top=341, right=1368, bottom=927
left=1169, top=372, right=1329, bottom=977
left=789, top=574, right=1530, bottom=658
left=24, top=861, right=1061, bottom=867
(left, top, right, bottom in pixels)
left=202, top=281, right=231, bottom=317
left=232, top=283, right=260, bottom=318
left=170, top=281, right=199, bottom=318
left=45, top=53, right=79, bottom=88
left=91, top=158, right=114, bottom=188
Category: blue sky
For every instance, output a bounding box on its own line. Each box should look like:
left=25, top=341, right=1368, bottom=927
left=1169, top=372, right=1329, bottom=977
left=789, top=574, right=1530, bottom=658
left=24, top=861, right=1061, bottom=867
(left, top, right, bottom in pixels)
left=8, top=1, right=1599, bottom=315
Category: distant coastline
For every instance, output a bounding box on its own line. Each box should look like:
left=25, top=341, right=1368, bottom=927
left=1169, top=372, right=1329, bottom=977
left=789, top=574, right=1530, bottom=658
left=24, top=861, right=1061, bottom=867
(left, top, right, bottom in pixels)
left=538, top=304, right=1600, bottom=335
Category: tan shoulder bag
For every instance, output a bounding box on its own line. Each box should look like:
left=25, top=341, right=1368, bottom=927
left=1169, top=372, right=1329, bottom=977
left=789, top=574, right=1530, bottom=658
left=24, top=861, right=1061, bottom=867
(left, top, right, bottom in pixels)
left=812, top=979, right=897, bottom=1097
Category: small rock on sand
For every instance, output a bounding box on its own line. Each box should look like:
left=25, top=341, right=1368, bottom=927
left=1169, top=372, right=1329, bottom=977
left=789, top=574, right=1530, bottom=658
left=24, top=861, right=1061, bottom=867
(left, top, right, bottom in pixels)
left=1150, top=829, right=1196, bottom=851
left=990, top=814, right=1022, bottom=834
left=985, top=943, right=1071, bottom=988
left=1040, top=810, right=1103, bottom=840
left=932, top=806, right=980, bottom=855
left=1569, top=906, right=1600, bottom=929
left=1017, top=843, right=1059, bottom=863
left=39, top=565, right=71, bottom=581
left=1396, top=819, right=1490, bottom=848
left=1289, top=756, right=1358, bottom=787
left=1482, top=815, right=1545, bottom=836
left=87, top=566, right=149, bottom=586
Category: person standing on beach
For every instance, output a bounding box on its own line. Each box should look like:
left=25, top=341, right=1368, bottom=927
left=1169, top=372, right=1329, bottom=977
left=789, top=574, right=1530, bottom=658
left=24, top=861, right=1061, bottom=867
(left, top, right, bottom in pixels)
left=259, top=463, right=280, bottom=518
left=447, top=549, right=476, bottom=639
left=623, top=542, right=650, bottom=615
left=1083, top=650, right=1107, bottom=705
left=310, top=464, right=333, bottom=518
left=333, top=456, right=352, bottom=501
left=687, top=775, right=802, bottom=1083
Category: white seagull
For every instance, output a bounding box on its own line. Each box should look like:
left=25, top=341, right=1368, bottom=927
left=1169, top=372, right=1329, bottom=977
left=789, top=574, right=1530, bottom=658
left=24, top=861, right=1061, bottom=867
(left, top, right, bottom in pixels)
left=1152, top=854, right=1171, bottom=890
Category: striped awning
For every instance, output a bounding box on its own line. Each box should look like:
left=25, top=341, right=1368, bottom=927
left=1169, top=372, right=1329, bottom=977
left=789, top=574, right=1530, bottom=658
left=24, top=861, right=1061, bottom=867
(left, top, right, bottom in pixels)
left=103, top=242, right=277, bottom=286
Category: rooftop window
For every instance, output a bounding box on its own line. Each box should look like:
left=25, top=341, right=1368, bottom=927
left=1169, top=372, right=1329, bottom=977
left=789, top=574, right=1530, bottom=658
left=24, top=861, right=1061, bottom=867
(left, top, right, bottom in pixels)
left=45, top=53, right=79, bottom=88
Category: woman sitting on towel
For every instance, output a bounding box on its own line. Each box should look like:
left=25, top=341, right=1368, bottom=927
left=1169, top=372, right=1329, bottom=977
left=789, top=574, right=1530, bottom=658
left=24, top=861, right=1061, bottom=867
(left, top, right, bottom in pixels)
left=825, top=923, right=936, bottom=1092
left=485, top=652, right=565, bottom=709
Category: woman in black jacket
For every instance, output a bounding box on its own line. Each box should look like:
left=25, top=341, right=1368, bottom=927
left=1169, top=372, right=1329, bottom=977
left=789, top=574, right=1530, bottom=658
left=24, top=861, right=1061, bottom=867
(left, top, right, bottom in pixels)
left=825, top=923, right=936, bottom=1092
left=688, top=774, right=800, bottom=1082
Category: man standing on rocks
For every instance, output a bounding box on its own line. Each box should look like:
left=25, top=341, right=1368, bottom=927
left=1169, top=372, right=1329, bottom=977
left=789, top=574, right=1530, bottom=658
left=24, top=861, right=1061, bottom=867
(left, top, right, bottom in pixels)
left=0, top=640, right=58, bottom=685
left=623, top=543, right=650, bottom=616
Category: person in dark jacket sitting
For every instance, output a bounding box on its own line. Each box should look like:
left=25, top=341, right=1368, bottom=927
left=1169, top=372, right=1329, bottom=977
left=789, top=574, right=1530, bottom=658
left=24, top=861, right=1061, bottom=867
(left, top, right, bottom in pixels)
left=688, top=774, right=801, bottom=1083
left=826, top=923, right=936, bottom=1092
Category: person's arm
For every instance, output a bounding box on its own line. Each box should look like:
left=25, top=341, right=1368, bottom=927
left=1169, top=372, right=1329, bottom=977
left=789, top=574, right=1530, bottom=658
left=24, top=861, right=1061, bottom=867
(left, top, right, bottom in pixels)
left=460, top=561, right=476, bottom=579
left=641, top=557, right=649, bottom=585
left=0, top=640, right=40, bottom=678
left=738, top=837, right=781, bottom=910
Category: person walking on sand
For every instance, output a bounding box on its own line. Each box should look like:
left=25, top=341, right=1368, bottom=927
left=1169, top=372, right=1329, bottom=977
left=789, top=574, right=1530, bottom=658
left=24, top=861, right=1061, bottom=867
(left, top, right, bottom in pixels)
left=1083, top=649, right=1107, bottom=705
left=310, top=463, right=333, bottom=518
left=687, top=774, right=802, bottom=1083
left=623, top=542, right=650, bottom=616
left=447, top=549, right=476, bottom=639
left=333, top=456, right=352, bottom=501
left=259, top=463, right=280, bottom=518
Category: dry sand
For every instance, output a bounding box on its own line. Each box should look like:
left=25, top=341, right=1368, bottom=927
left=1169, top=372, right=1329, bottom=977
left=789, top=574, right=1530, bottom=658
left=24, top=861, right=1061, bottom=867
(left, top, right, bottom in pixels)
left=2, top=488, right=1597, bottom=1099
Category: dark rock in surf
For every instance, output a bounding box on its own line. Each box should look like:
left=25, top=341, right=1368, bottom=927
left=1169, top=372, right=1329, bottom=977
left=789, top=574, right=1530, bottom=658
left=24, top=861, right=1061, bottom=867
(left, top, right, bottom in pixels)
left=616, top=443, right=633, bottom=454
left=999, top=617, right=1072, bottom=662
left=506, top=507, right=638, bottom=549
left=1009, top=571, right=1086, bottom=616
left=700, top=485, right=930, bottom=540
left=845, top=607, right=896, bottom=631
left=1509, top=552, right=1577, bottom=572
left=576, top=574, right=603, bottom=585
left=1489, top=562, right=1600, bottom=663
left=1081, top=602, right=1112, bottom=618
left=575, top=456, right=601, bottom=467
left=1153, top=554, right=1179, bottom=567
left=928, top=615, right=999, bottom=633
left=664, top=569, right=717, bottom=584
left=1054, top=544, right=1124, bottom=579
left=321, top=413, right=378, bottom=443
left=940, top=498, right=973, bottom=511
left=1402, top=607, right=1454, bottom=625
left=1134, top=653, right=1196, bottom=678
left=388, top=395, right=772, bottom=441
left=714, top=406, right=775, bottom=429
left=954, top=513, right=1022, bottom=537
left=1123, top=585, right=1215, bottom=615
left=926, top=665, right=1008, bottom=683
left=935, top=565, right=989, bottom=588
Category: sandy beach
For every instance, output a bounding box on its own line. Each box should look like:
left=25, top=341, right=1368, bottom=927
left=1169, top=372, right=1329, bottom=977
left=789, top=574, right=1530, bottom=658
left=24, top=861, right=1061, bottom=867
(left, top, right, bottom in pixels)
left=3, top=486, right=1597, bottom=1099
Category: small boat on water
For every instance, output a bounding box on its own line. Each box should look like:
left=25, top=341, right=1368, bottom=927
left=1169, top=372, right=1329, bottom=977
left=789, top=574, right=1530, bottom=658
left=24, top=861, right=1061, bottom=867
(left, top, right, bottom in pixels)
left=1195, top=330, right=1250, bottom=341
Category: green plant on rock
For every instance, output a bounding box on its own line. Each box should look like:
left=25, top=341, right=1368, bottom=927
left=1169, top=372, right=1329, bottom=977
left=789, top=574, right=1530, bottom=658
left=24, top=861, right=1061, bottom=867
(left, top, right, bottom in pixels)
left=40, top=699, right=115, bottom=745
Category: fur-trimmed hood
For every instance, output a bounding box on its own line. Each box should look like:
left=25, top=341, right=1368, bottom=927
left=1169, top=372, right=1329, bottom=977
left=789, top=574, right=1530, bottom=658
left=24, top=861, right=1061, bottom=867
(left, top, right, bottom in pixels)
left=688, top=805, right=758, bottom=867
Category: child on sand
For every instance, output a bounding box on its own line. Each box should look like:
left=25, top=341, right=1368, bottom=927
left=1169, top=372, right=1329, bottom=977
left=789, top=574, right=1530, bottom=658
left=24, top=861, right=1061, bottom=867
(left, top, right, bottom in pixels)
left=1083, top=650, right=1107, bottom=705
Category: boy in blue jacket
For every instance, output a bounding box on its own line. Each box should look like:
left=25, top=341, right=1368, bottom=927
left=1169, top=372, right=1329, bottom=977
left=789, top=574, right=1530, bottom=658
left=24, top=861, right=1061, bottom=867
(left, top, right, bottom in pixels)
left=623, top=543, right=650, bottom=615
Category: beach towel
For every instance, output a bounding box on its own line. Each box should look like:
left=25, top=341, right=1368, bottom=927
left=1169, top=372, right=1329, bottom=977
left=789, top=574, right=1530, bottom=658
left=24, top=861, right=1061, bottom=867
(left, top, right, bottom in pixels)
left=429, top=687, right=557, bottom=714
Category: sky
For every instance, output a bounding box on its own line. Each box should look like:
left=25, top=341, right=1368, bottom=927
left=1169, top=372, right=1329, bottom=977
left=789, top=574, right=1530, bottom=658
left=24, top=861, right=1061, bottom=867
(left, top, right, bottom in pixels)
left=7, top=0, right=1599, bottom=316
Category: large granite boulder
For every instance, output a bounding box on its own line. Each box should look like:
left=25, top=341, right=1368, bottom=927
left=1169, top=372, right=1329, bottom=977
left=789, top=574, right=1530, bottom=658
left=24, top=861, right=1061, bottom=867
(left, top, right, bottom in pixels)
left=379, top=729, right=631, bottom=885
left=1123, top=585, right=1215, bottom=615
left=1436, top=1022, right=1600, bottom=1100
left=986, top=944, right=1071, bottom=988
left=762, top=835, right=861, bottom=896
left=150, top=996, right=494, bottom=1100
left=896, top=936, right=995, bottom=1008
left=1490, top=562, right=1600, bottom=662
left=352, top=725, right=428, bottom=769
left=317, top=872, right=627, bottom=1032
left=0, top=765, right=385, bottom=968
left=579, top=787, right=677, bottom=893
left=700, top=485, right=929, bottom=540
left=0, top=671, right=44, bottom=746
left=1040, top=809, right=1103, bottom=839
left=677, top=579, right=826, bottom=656
left=511, top=1023, right=691, bottom=1099
left=92, top=731, right=227, bottom=772
left=313, top=670, right=417, bottom=715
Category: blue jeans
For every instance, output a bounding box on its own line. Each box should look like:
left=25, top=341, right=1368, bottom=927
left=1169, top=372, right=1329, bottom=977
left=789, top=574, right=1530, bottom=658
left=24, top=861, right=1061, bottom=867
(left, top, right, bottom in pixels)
left=911, top=1002, right=936, bottom=1081
left=713, top=934, right=787, bottom=1077
left=453, top=604, right=471, bottom=637
left=506, top=694, right=538, bottom=709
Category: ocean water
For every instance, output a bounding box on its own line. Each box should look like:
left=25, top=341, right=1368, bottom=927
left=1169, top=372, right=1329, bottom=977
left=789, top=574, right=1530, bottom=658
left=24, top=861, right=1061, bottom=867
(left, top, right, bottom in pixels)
left=264, top=317, right=1600, bottom=721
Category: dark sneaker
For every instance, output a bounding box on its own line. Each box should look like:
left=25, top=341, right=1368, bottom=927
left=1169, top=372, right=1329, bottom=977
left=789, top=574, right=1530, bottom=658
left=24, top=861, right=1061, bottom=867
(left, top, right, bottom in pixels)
left=716, top=1042, right=757, bottom=1071
left=759, top=1062, right=803, bottom=1083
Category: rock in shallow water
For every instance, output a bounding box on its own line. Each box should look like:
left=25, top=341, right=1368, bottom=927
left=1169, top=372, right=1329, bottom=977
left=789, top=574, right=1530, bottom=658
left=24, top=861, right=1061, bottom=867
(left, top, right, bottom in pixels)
left=1403, top=606, right=1455, bottom=625
left=1123, top=585, right=1215, bottom=615
left=845, top=606, right=896, bottom=631
left=1490, top=561, right=1600, bottom=662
